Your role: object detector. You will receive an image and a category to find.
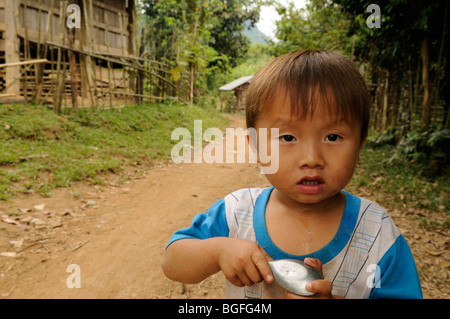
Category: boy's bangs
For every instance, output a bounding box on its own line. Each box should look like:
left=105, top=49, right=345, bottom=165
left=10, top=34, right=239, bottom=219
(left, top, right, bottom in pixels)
left=285, top=80, right=358, bottom=124
left=247, top=50, right=370, bottom=140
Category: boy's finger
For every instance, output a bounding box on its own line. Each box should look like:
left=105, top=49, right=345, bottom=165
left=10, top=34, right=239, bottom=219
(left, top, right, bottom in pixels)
left=304, top=257, right=324, bottom=276
left=237, top=271, right=254, bottom=287
left=306, top=279, right=333, bottom=296
left=245, top=262, right=263, bottom=284
left=252, top=248, right=273, bottom=283
left=258, top=245, right=274, bottom=262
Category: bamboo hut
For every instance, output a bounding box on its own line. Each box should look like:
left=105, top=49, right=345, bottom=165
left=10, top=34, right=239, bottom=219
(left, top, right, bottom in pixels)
left=0, top=0, right=166, bottom=109
left=219, top=75, right=253, bottom=112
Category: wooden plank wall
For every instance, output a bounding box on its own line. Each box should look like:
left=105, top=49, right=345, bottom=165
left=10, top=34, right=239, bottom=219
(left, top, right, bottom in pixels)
left=12, top=0, right=132, bottom=55
left=0, top=0, right=139, bottom=106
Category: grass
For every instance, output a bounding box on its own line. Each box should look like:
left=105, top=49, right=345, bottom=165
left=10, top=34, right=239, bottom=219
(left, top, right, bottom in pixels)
left=0, top=103, right=229, bottom=201
left=347, top=144, right=449, bottom=229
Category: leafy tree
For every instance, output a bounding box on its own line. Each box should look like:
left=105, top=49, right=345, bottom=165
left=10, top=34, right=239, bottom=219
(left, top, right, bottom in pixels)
left=334, top=0, right=449, bottom=130
left=208, top=0, right=262, bottom=69
left=141, top=0, right=262, bottom=104
left=270, top=0, right=353, bottom=56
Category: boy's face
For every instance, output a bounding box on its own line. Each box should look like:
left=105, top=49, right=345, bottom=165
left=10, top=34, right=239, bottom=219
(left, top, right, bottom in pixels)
left=253, top=93, right=365, bottom=206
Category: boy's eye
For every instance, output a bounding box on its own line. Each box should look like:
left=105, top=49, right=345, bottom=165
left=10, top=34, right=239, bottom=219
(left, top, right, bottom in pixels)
left=325, top=134, right=342, bottom=142
left=280, top=135, right=296, bottom=142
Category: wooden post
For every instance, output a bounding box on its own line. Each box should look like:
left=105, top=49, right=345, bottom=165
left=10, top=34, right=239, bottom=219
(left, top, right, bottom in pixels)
left=104, top=12, right=113, bottom=108
left=22, top=0, right=32, bottom=103
left=67, top=27, right=78, bottom=111
left=88, top=0, right=98, bottom=109
left=136, top=28, right=144, bottom=105
left=80, top=0, right=94, bottom=108
left=54, top=1, right=67, bottom=113
left=119, top=12, right=128, bottom=106
left=33, top=0, right=44, bottom=105
left=4, top=0, right=21, bottom=97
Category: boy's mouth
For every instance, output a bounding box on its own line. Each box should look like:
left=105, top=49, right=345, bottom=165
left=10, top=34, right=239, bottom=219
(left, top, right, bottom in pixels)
left=298, top=176, right=325, bottom=185
left=297, top=177, right=325, bottom=194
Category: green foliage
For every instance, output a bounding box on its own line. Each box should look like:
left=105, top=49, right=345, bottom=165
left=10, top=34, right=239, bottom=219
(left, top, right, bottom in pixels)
left=270, top=0, right=353, bottom=56
left=367, top=126, right=450, bottom=178
left=334, top=0, right=449, bottom=130
left=209, top=43, right=273, bottom=91
left=141, top=0, right=262, bottom=100
left=347, top=144, right=449, bottom=220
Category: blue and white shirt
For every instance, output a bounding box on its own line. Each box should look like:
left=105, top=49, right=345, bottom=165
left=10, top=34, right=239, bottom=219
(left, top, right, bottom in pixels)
left=167, top=187, right=422, bottom=299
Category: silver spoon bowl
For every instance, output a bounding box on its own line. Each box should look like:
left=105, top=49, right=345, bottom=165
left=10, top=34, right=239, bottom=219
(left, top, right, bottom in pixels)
left=269, top=259, right=323, bottom=296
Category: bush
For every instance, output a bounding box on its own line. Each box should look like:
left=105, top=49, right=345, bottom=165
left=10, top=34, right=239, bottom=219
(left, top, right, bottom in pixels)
left=390, top=127, right=449, bottom=177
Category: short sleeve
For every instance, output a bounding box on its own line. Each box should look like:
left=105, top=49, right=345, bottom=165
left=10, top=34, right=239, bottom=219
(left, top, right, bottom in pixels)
left=369, top=235, right=423, bottom=299
left=165, top=198, right=229, bottom=249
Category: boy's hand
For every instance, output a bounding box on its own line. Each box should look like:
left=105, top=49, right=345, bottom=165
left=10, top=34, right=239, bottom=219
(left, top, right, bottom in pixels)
left=285, top=258, right=337, bottom=299
left=216, top=238, right=274, bottom=287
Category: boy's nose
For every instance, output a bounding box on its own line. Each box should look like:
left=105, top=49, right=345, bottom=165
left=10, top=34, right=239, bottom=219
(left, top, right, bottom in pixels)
left=297, top=142, right=324, bottom=168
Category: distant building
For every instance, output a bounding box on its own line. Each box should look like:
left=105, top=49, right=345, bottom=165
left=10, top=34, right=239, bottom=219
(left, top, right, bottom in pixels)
left=219, top=75, right=253, bottom=112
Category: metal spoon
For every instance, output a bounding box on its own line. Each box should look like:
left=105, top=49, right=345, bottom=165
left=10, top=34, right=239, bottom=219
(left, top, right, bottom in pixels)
left=268, top=259, right=323, bottom=296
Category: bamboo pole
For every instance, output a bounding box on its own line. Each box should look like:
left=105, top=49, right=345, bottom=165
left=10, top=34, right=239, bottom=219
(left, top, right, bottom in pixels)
left=49, top=0, right=55, bottom=106
left=119, top=12, right=127, bottom=106
left=104, top=11, right=113, bottom=108
left=79, top=0, right=93, bottom=108
left=0, top=59, right=49, bottom=68
left=33, top=0, right=43, bottom=104
left=102, top=90, right=167, bottom=101
left=82, top=0, right=98, bottom=109
left=54, top=1, right=67, bottom=113
left=136, top=28, right=144, bottom=104
left=77, top=23, right=86, bottom=109
left=4, top=0, right=21, bottom=96
left=94, top=51, right=171, bottom=68
left=46, top=41, right=176, bottom=88
left=23, top=0, right=30, bottom=103
left=88, top=0, right=98, bottom=109
left=67, top=27, right=78, bottom=111
left=0, top=64, right=34, bottom=94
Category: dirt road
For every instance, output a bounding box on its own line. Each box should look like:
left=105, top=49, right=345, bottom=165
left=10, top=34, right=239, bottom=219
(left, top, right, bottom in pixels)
left=0, top=115, right=448, bottom=299
left=0, top=115, right=269, bottom=298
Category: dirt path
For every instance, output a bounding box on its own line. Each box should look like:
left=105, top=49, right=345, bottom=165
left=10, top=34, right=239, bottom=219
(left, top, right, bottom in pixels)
left=0, top=115, right=269, bottom=298
left=0, top=115, right=448, bottom=299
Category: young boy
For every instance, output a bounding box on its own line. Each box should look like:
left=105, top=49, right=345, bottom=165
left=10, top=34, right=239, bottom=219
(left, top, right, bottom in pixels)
left=161, top=49, right=422, bottom=299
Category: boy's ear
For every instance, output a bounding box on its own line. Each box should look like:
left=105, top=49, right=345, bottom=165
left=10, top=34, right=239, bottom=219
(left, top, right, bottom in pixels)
left=357, top=135, right=367, bottom=162
left=246, top=128, right=257, bottom=151
left=246, top=129, right=260, bottom=163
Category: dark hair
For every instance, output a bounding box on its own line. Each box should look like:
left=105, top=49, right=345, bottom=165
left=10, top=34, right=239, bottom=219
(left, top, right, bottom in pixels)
left=245, top=49, right=370, bottom=142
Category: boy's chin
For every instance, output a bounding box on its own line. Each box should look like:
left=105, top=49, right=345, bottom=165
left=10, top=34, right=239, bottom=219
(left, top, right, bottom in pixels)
left=276, top=188, right=342, bottom=206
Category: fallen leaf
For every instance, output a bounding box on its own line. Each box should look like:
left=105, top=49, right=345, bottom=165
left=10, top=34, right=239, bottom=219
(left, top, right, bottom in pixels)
left=1, top=215, right=20, bottom=226
left=34, top=204, right=45, bottom=211
left=425, top=248, right=442, bottom=256
left=10, top=238, right=24, bottom=248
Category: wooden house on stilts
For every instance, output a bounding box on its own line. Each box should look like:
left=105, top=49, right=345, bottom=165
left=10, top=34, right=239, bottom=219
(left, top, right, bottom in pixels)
left=0, top=0, right=176, bottom=110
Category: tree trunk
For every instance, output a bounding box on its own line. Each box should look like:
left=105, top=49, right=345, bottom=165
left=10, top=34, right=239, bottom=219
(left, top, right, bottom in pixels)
left=420, top=37, right=431, bottom=129
left=136, top=28, right=145, bottom=105
left=189, top=61, right=195, bottom=107
left=381, top=70, right=389, bottom=131
left=390, top=82, right=399, bottom=128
